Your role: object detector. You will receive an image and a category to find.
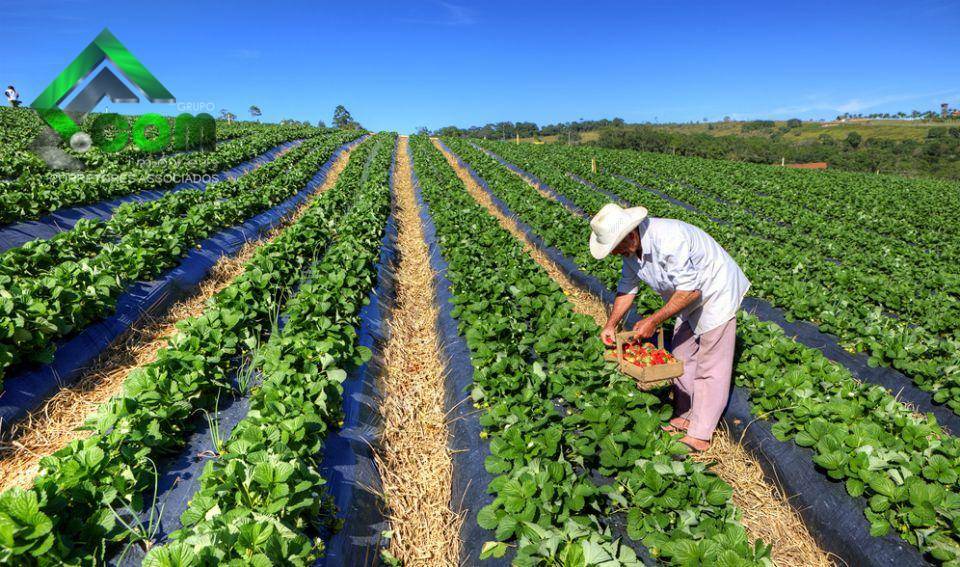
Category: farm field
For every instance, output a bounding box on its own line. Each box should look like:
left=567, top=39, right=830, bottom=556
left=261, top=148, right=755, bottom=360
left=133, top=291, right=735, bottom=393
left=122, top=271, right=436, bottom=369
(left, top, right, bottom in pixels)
left=513, top=120, right=942, bottom=146
left=1, top=115, right=959, bottom=567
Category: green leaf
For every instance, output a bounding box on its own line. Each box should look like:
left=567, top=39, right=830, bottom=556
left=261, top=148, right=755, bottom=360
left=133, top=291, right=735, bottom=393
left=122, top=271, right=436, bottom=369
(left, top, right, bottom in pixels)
left=477, top=505, right=499, bottom=530
left=480, top=541, right=508, bottom=559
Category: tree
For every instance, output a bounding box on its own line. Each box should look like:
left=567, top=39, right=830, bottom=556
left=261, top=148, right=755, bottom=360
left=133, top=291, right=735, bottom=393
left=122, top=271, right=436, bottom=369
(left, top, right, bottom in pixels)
left=317, top=119, right=327, bottom=128
left=249, top=105, right=262, bottom=119
left=416, top=126, right=430, bottom=135
left=786, top=118, right=802, bottom=129
left=844, top=131, right=862, bottom=149
left=219, top=109, right=236, bottom=123
left=333, top=105, right=361, bottom=130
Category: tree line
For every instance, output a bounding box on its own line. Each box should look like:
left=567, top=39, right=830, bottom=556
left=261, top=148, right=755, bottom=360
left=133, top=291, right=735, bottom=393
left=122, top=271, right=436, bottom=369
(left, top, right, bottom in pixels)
left=595, top=125, right=960, bottom=180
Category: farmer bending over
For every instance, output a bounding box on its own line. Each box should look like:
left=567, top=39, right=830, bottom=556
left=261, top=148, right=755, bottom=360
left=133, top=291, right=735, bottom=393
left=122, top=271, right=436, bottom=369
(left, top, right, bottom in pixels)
left=589, top=203, right=750, bottom=452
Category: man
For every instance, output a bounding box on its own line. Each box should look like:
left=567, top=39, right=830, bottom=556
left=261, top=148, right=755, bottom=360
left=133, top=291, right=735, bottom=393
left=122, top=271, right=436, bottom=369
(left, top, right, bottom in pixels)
left=4, top=86, right=20, bottom=107
left=589, top=203, right=750, bottom=452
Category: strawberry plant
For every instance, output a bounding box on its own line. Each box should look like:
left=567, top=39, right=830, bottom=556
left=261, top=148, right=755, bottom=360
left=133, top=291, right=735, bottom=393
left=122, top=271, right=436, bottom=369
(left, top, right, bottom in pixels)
left=411, top=135, right=768, bottom=565
left=0, top=123, right=319, bottom=225
left=0, top=131, right=363, bottom=387
left=488, top=139, right=960, bottom=417
left=0, top=135, right=382, bottom=564
left=458, top=137, right=960, bottom=563
left=142, top=133, right=395, bottom=566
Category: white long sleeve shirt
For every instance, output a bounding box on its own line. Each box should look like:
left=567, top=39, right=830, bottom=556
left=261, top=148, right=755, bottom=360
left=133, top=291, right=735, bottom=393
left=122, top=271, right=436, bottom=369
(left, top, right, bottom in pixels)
left=617, top=217, right=750, bottom=335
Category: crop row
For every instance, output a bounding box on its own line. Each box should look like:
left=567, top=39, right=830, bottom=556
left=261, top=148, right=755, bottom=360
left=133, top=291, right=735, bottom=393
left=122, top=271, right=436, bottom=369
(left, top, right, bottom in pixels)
left=413, top=136, right=770, bottom=565
left=0, top=108, right=46, bottom=179
left=0, top=125, right=317, bottom=225
left=624, top=149, right=960, bottom=254
left=446, top=138, right=960, bottom=563
left=0, top=131, right=362, bottom=386
left=623, top=149, right=960, bottom=270
left=0, top=131, right=357, bottom=281
left=68, top=119, right=293, bottom=169
left=0, top=133, right=386, bottom=565
left=481, top=139, right=957, bottom=323
left=583, top=148, right=959, bottom=328
left=140, top=133, right=395, bottom=566
left=470, top=139, right=960, bottom=417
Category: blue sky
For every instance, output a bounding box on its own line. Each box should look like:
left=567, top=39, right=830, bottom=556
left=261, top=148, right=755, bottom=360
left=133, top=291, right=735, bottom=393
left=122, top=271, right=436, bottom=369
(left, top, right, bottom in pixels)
left=2, top=0, right=959, bottom=133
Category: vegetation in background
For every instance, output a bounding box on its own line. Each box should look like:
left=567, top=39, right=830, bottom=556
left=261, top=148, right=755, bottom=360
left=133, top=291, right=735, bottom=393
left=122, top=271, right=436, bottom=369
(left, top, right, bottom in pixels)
left=433, top=108, right=960, bottom=179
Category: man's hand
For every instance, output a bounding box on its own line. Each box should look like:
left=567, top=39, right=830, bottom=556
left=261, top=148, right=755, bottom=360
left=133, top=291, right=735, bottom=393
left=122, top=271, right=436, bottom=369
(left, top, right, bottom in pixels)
left=632, top=316, right=659, bottom=339
left=600, top=326, right=617, bottom=346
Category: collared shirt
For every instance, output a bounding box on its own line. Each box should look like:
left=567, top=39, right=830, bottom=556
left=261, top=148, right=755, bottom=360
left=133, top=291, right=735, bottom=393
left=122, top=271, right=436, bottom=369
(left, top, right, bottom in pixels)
left=617, top=217, right=750, bottom=335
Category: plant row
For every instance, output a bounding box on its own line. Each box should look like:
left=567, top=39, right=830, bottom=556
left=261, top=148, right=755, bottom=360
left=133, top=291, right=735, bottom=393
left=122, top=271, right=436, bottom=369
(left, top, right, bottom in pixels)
left=0, top=131, right=357, bottom=281
left=68, top=120, right=292, bottom=169
left=0, top=108, right=47, bottom=180
left=0, top=133, right=384, bottom=565
left=469, top=138, right=960, bottom=418
left=413, top=136, right=770, bottom=566
left=625, top=148, right=960, bottom=256
left=584, top=146, right=959, bottom=327
left=0, top=131, right=362, bottom=386
left=448, top=139, right=960, bottom=563
left=0, top=125, right=317, bottom=225
left=480, top=139, right=957, bottom=325
left=140, top=133, right=395, bottom=566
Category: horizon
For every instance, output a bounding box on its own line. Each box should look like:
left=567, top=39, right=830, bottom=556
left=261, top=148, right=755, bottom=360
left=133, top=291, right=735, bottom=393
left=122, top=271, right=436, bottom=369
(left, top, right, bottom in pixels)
left=3, top=0, right=959, bottom=133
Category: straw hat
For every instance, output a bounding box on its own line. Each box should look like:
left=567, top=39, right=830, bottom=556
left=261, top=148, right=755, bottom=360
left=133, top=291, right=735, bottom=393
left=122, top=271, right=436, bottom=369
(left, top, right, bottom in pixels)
left=589, top=203, right=648, bottom=259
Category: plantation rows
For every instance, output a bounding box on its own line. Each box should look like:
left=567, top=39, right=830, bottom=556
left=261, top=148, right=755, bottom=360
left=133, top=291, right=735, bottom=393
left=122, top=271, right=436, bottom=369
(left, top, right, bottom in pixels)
left=0, top=124, right=319, bottom=225
left=474, top=139, right=960, bottom=417
left=0, top=130, right=362, bottom=387
left=0, top=124, right=956, bottom=565
left=412, top=136, right=769, bottom=565
left=443, top=135, right=960, bottom=563
left=0, top=108, right=275, bottom=181
left=0, top=132, right=394, bottom=564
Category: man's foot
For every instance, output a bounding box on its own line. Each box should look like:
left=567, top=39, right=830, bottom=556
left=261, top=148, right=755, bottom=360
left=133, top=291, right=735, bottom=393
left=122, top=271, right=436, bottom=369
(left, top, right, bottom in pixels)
left=679, top=435, right=711, bottom=452
left=661, top=417, right=690, bottom=434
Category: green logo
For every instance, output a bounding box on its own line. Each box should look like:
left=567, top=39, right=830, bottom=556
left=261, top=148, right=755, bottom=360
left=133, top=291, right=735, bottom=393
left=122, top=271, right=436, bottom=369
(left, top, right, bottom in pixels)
left=31, top=28, right=214, bottom=153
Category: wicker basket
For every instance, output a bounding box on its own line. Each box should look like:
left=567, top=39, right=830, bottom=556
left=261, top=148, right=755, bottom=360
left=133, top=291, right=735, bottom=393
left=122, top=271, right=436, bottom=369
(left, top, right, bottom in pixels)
left=604, top=328, right=684, bottom=390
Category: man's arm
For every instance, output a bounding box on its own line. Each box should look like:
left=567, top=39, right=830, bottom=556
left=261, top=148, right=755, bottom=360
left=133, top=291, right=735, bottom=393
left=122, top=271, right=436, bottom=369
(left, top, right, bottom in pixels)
left=601, top=292, right=635, bottom=345
left=632, top=289, right=702, bottom=338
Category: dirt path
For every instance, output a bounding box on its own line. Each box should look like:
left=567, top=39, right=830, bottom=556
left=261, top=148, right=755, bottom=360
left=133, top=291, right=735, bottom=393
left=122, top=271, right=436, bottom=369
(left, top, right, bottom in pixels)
left=0, top=143, right=360, bottom=493
left=373, top=137, right=461, bottom=566
left=432, top=138, right=834, bottom=567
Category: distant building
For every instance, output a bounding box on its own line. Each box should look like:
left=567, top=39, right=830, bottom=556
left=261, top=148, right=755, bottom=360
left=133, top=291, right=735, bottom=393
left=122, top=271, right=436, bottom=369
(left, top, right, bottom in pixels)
left=942, top=103, right=950, bottom=118
left=780, top=162, right=828, bottom=170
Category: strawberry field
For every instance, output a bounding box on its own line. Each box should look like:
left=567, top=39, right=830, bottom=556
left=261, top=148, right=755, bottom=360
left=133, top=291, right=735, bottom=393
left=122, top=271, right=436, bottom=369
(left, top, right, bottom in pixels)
left=0, top=111, right=958, bottom=566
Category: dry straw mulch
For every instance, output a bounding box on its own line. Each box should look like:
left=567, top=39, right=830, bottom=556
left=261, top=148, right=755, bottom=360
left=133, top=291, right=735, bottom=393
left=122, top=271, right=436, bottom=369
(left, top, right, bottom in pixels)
left=0, top=144, right=358, bottom=493
left=433, top=138, right=835, bottom=567
left=373, top=137, right=461, bottom=566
